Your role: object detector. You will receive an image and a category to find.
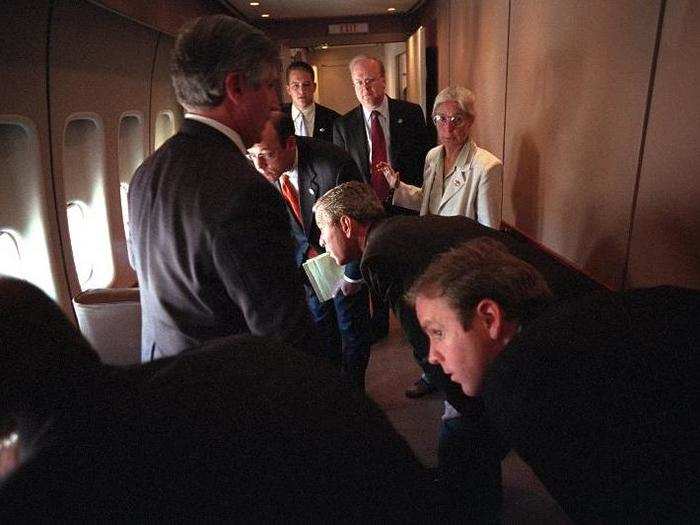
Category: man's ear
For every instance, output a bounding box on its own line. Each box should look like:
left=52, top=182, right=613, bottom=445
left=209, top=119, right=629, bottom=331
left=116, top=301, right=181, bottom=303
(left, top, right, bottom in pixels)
left=339, top=215, right=354, bottom=238
left=474, top=299, right=505, bottom=341
left=224, top=71, right=244, bottom=102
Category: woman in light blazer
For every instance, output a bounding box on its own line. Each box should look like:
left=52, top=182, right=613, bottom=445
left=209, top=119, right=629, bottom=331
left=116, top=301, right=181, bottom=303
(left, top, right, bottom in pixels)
left=380, top=86, right=503, bottom=229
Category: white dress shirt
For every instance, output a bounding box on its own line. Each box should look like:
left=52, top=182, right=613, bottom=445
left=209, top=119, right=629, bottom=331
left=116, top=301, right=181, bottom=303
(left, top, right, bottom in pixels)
left=184, top=113, right=247, bottom=155
left=361, top=96, right=392, bottom=161
left=291, top=103, right=316, bottom=137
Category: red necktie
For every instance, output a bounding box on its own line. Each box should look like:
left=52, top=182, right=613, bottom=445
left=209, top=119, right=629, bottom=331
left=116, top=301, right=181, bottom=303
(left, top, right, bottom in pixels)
left=280, top=174, right=303, bottom=225
left=280, top=175, right=317, bottom=258
left=370, top=110, right=391, bottom=202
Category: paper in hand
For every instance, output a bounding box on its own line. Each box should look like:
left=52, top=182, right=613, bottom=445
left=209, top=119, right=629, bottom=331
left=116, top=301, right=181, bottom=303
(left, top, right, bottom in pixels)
left=302, top=252, right=345, bottom=303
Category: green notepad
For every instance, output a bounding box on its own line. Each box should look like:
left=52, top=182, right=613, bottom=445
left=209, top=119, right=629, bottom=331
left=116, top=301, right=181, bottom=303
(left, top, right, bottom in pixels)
left=302, top=252, right=345, bottom=303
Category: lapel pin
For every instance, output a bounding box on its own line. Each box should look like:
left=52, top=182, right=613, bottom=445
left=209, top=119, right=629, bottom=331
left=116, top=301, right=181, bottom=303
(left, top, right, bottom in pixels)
left=309, top=188, right=315, bottom=195
left=397, top=118, right=404, bottom=124
left=319, top=128, right=325, bottom=133
left=453, top=178, right=462, bottom=187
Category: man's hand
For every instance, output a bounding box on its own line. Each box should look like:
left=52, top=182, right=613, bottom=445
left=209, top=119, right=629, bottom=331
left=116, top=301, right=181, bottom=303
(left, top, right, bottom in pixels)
left=333, top=278, right=363, bottom=297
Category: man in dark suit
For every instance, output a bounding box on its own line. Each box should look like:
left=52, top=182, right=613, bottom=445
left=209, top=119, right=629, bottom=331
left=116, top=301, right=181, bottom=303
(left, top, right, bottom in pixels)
left=282, top=61, right=338, bottom=142
left=249, top=112, right=371, bottom=390
left=0, top=276, right=436, bottom=521
left=127, top=16, right=315, bottom=361
left=332, top=55, right=432, bottom=341
left=313, top=181, right=604, bottom=520
left=410, top=240, right=699, bottom=523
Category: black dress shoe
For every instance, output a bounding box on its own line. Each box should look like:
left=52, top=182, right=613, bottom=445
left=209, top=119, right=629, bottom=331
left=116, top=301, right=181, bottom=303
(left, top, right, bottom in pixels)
left=405, top=378, right=437, bottom=399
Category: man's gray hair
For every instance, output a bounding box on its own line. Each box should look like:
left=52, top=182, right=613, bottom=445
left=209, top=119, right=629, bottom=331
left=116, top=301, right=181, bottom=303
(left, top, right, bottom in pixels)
left=432, top=86, right=476, bottom=119
left=314, top=182, right=386, bottom=227
left=170, top=15, right=280, bottom=110
left=348, top=55, right=386, bottom=77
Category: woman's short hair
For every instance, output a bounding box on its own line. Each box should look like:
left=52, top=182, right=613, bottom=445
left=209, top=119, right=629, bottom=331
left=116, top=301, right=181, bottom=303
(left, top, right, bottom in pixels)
left=407, top=238, right=552, bottom=328
left=432, top=86, right=476, bottom=119
left=170, top=15, right=280, bottom=110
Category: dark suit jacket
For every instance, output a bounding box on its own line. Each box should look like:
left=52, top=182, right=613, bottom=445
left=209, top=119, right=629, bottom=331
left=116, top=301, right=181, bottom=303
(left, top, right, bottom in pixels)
left=128, top=119, right=314, bottom=361
left=282, top=102, right=339, bottom=142
left=483, top=287, right=700, bottom=522
left=282, top=136, right=363, bottom=280
left=360, top=215, right=604, bottom=414
left=333, top=97, right=432, bottom=188
left=1, top=330, right=436, bottom=521
left=0, top=274, right=434, bottom=521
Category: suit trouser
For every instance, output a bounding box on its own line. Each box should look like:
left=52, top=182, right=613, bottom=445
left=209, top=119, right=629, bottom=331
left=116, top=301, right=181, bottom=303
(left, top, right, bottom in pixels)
left=306, top=285, right=371, bottom=391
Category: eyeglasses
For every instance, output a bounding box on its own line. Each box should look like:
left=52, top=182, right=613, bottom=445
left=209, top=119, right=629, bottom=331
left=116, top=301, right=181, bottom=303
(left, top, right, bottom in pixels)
left=432, top=114, right=468, bottom=127
left=352, top=77, right=381, bottom=88
left=248, top=149, right=277, bottom=162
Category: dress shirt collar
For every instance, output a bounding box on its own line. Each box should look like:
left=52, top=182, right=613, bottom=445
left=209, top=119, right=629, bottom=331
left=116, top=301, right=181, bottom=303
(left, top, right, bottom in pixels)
left=361, top=95, right=389, bottom=125
left=281, top=148, right=300, bottom=190
left=184, top=113, right=247, bottom=155
left=292, top=103, right=315, bottom=120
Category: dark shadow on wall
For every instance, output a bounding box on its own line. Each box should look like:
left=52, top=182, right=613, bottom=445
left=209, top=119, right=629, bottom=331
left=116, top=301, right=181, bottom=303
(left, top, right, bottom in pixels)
left=510, top=133, right=541, bottom=237
left=579, top=206, right=626, bottom=290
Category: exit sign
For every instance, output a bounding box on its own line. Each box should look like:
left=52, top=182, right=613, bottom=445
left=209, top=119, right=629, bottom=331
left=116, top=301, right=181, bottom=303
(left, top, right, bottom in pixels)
left=328, top=23, right=369, bottom=34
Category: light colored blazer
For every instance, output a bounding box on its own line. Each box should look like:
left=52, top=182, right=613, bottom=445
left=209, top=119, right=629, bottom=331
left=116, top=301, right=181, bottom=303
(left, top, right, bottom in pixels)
left=392, top=139, right=503, bottom=228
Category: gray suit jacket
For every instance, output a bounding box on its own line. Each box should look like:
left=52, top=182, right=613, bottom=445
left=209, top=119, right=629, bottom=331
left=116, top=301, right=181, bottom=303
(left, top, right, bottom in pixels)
left=128, top=119, right=315, bottom=361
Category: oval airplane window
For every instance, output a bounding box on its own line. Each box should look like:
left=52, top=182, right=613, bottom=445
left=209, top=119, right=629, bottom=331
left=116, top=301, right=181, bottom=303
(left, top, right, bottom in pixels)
left=154, top=110, right=175, bottom=149
left=66, top=202, right=94, bottom=287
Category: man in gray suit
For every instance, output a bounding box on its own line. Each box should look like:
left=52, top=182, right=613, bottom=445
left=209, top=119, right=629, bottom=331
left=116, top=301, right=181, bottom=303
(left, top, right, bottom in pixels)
left=128, top=15, right=315, bottom=361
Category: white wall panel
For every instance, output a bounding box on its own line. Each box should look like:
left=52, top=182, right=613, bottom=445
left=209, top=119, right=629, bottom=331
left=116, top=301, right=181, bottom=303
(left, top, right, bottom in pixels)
left=503, top=0, right=661, bottom=288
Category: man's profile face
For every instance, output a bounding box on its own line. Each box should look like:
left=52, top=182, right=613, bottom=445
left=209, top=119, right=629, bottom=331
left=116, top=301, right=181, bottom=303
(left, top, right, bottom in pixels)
left=415, top=294, right=495, bottom=396
left=286, top=69, right=316, bottom=109
left=317, top=212, right=354, bottom=265
left=351, top=59, right=386, bottom=109
left=249, top=121, right=293, bottom=183
left=234, top=67, right=281, bottom=147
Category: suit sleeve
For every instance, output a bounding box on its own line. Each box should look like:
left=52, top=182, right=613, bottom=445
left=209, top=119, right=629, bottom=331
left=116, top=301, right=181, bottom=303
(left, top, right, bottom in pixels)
left=210, top=186, right=319, bottom=356
left=332, top=120, right=346, bottom=151
left=392, top=180, right=423, bottom=211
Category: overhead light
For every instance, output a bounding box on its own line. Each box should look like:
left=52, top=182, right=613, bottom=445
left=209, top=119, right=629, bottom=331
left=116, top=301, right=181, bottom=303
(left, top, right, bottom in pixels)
left=249, top=2, right=259, bottom=5
left=321, top=44, right=329, bottom=49
left=387, top=7, right=396, bottom=11
left=261, top=13, right=270, bottom=17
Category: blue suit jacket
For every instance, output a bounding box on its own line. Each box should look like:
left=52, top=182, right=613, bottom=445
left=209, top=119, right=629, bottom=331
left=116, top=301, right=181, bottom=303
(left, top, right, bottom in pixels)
left=281, top=136, right=363, bottom=280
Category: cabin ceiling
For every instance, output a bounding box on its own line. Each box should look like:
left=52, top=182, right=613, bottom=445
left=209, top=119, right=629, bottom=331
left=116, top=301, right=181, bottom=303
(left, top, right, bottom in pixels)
left=222, top=0, right=421, bottom=21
